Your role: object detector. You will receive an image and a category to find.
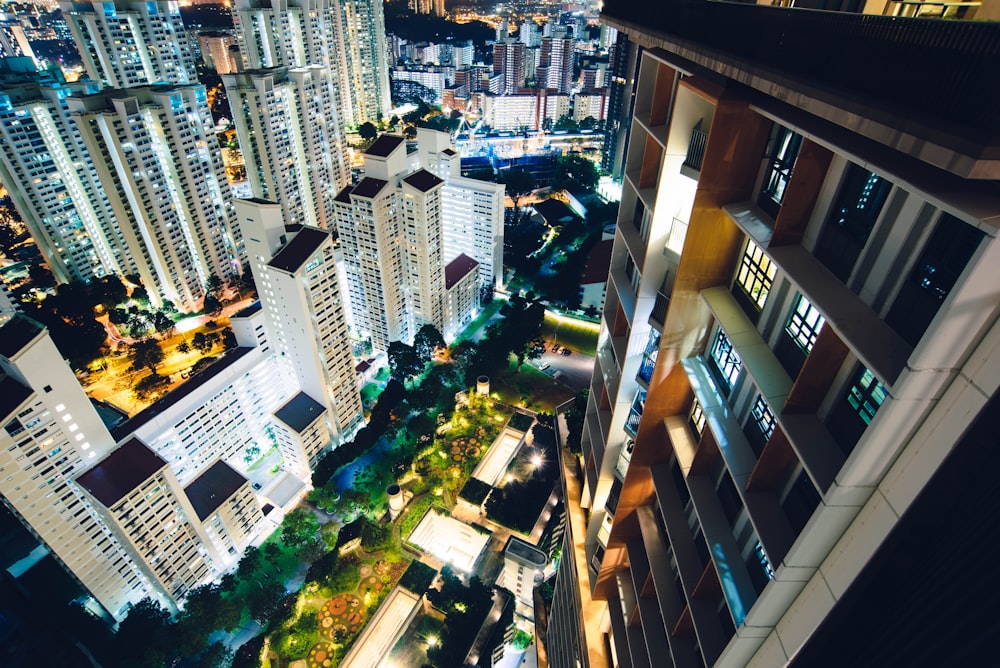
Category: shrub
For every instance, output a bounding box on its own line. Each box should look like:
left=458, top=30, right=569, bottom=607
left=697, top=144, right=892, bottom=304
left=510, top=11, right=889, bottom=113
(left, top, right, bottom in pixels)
left=458, top=478, right=492, bottom=506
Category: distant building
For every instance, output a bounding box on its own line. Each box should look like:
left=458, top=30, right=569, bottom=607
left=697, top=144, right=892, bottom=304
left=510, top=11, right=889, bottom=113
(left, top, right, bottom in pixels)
left=536, top=34, right=574, bottom=94
left=578, top=239, right=613, bottom=312
left=443, top=254, right=480, bottom=341
left=493, top=40, right=525, bottom=95
left=196, top=31, right=237, bottom=74
left=574, top=88, right=608, bottom=122
left=496, top=535, right=547, bottom=621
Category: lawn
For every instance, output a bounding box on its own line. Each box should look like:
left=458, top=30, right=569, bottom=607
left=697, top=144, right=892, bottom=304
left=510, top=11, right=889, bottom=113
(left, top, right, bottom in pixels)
left=490, top=360, right=575, bottom=412
left=542, top=311, right=599, bottom=356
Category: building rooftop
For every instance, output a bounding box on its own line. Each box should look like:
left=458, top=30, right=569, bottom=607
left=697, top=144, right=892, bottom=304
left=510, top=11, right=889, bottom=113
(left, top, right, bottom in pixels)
left=0, top=375, right=32, bottom=422
left=334, top=186, right=353, bottom=204
left=581, top=239, right=613, bottom=285
left=0, top=315, right=43, bottom=359
left=184, top=460, right=248, bottom=521
left=533, top=198, right=580, bottom=226
left=232, top=300, right=262, bottom=319
left=111, top=347, right=254, bottom=441
left=273, top=392, right=325, bottom=434
left=76, top=437, right=166, bottom=509
left=441, top=148, right=457, bottom=156
left=267, top=226, right=329, bottom=274
left=402, top=168, right=444, bottom=193
left=365, top=134, right=406, bottom=158
left=351, top=177, right=390, bottom=200
left=504, top=535, right=548, bottom=568
left=445, top=253, right=480, bottom=289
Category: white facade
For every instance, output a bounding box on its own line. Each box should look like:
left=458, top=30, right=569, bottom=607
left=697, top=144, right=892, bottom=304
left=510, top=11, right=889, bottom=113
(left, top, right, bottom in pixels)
left=196, top=32, right=237, bottom=74
left=0, top=65, right=132, bottom=284
left=59, top=0, right=196, bottom=87
left=443, top=254, right=480, bottom=342
left=391, top=66, right=449, bottom=104
left=68, top=85, right=243, bottom=312
left=224, top=66, right=348, bottom=230
left=482, top=93, right=538, bottom=131
left=0, top=318, right=158, bottom=620
left=236, top=199, right=364, bottom=452
left=401, top=169, right=447, bottom=332
left=574, top=89, right=608, bottom=122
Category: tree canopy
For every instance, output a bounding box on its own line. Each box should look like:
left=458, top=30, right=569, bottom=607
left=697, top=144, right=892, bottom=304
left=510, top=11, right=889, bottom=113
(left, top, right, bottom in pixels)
left=388, top=340, right=423, bottom=385
left=552, top=153, right=600, bottom=191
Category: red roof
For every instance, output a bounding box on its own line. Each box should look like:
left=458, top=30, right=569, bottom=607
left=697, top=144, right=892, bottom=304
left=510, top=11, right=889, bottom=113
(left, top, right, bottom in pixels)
left=581, top=239, right=613, bottom=285
left=445, top=253, right=480, bottom=289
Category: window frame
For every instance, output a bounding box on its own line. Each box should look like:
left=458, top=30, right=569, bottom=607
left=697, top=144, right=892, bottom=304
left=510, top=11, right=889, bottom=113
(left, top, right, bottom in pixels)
left=757, top=123, right=803, bottom=218
left=733, top=237, right=777, bottom=320
left=785, top=293, right=826, bottom=355
left=709, top=328, right=743, bottom=392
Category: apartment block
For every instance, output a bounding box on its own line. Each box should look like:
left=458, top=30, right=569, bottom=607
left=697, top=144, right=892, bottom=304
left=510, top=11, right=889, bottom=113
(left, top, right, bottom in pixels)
left=223, top=66, right=348, bottom=230
left=59, top=0, right=196, bottom=87
left=68, top=85, right=242, bottom=312
left=0, top=59, right=130, bottom=284
left=550, top=3, right=1000, bottom=667
left=236, top=199, right=364, bottom=459
left=184, top=459, right=264, bottom=566
left=443, top=253, right=480, bottom=342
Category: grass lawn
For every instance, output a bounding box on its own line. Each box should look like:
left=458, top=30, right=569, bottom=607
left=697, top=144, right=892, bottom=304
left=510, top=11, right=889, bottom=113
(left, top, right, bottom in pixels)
left=491, top=361, right=575, bottom=411
left=542, top=312, right=599, bottom=356
left=453, top=300, right=504, bottom=344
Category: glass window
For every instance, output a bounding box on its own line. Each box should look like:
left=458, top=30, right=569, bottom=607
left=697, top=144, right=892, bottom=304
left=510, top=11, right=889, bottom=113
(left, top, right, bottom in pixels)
left=733, top=238, right=776, bottom=319
left=751, top=395, right=776, bottom=440
left=786, top=294, right=826, bottom=354
left=886, top=213, right=983, bottom=347
left=689, top=397, right=706, bottom=436
left=847, top=367, right=887, bottom=426
left=815, top=164, right=893, bottom=282
left=710, top=328, right=743, bottom=391
left=757, top=123, right=803, bottom=218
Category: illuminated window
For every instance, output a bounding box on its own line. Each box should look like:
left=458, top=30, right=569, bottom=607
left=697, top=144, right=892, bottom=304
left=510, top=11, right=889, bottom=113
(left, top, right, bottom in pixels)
left=710, top=329, right=742, bottom=391
left=815, top=164, right=893, bottom=282
left=846, top=367, right=887, bottom=426
left=689, top=398, right=706, bottom=436
left=786, top=294, right=825, bottom=354
left=733, top=238, right=776, bottom=319
left=751, top=395, right=775, bottom=440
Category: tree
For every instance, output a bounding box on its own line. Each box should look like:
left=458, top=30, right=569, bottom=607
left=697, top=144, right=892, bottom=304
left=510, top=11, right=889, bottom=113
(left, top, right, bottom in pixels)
left=134, top=373, right=170, bottom=401
left=91, top=275, right=127, bottom=309
left=280, top=507, right=320, bottom=552
left=554, top=115, right=578, bottom=132
left=499, top=169, right=535, bottom=223
left=192, top=331, right=212, bottom=353
left=246, top=579, right=285, bottom=624
left=204, top=273, right=225, bottom=299
left=221, top=326, right=238, bottom=350
left=203, top=293, right=222, bottom=315
left=177, top=340, right=190, bottom=354
left=114, top=598, right=174, bottom=668
left=414, top=324, right=445, bottom=362
left=130, top=339, right=164, bottom=374
left=552, top=153, right=600, bottom=191
left=388, top=340, right=423, bottom=385
left=359, top=121, right=378, bottom=142
left=152, top=310, right=175, bottom=338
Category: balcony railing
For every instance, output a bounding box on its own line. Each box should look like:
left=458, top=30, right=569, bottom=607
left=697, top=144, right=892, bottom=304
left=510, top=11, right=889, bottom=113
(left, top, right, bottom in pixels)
left=649, top=291, right=670, bottom=330
left=615, top=438, right=634, bottom=480
left=623, top=389, right=646, bottom=437
left=637, top=352, right=657, bottom=385
left=681, top=126, right=707, bottom=174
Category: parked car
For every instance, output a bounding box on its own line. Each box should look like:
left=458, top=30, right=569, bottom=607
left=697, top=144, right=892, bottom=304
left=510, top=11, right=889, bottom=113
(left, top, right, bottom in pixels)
left=560, top=348, right=572, bottom=356
left=252, top=482, right=262, bottom=491
left=539, top=362, right=551, bottom=371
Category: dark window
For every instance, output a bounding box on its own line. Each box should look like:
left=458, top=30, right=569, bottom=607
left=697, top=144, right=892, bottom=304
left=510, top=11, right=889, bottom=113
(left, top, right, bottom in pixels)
left=743, top=395, right=776, bottom=457
left=671, top=459, right=690, bottom=508
left=782, top=471, right=821, bottom=534
left=732, top=238, right=776, bottom=322
left=717, top=470, right=743, bottom=528
left=775, top=293, right=826, bottom=377
left=709, top=329, right=743, bottom=394
left=631, top=199, right=645, bottom=235
left=757, top=123, right=803, bottom=219
left=606, top=478, right=622, bottom=516
left=43, top=385, right=52, bottom=393
left=886, top=213, right=983, bottom=347
left=745, top=543, right=772, bottom=595
left=815, top=164, right=893, bottom=282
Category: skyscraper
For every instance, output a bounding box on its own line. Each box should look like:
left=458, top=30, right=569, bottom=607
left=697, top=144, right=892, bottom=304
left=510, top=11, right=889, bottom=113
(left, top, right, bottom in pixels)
left=340, top=0, right=392, bottom=125
left=58, top=0, right=196, bottom=88
left=333, top=135, right=413, bottom=353
left=536, top=33, right=574, bottom=94
left=69, top=85, right=242, bottom=311
left=549, top=2, right=1000, bottom=666
left=493, top=39, right=526, bottom=95
left=236, top=198, right=364, bottom=462
left=223, top=66, right=348, bottom=230
left=0, top=59, right=128, bottom=284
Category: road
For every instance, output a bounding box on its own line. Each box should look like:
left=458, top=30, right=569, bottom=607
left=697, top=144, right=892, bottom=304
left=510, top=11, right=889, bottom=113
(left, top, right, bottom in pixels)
left=533, top=345, right=594, bottom=392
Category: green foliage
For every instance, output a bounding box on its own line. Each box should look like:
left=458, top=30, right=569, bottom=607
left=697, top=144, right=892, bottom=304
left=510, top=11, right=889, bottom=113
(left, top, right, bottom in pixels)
left=399, top=560, right=438, bottom=594
left=280, top=507, right=320, bottom=552
left=360, top=518, right=393, bottom=551
left=130, top=338, right=164, bottom=374
left=358, top=121, right=378, bottom=142
left=458, top=477, right=492, bottom=506
left=388, top=340, right=423, bottom=384
left=414, top=323, right=446, bottom=362
left=511, top=628, right=533, bottom=650
left=564, top=390, right=588, bottom=454
left=426, top=567, right=495, bottom=667
left=551, top=153, right=600, bottom=191
left=276, top=611, right=319, bottom=660
left=133, top=372, right=170, bottom=401
left=553, top=115, right=578, bottom=132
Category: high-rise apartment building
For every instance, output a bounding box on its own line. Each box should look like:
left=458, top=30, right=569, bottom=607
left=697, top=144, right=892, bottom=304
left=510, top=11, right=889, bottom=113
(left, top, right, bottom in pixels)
left=223, top=66, right=348, bottom=230
left=549, top=2, right=1000, bottom=667
left=536, top=34, right=574, bottom=94
left=69, top=85, right=242, bottom=311
left=401, top=169, right=447, bottom=332
left=236, top=199, right=364, bottom=463
left=233, top=0, right=389, bottom=128
left=58, top=0, right=196, bottom=88
left=493, top=40, right=526, bottom=95
left=196, top=31, right=238, bottom=74
left=0, top=59, right=129, bottom=284
left=333, top=135, right=413, bottom=353
left=0, top=316, right=161, bottom=619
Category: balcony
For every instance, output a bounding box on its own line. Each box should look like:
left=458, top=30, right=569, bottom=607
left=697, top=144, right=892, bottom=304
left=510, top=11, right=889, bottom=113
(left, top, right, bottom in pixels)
left=637, top=330, right=660, bottom=387
left=649, top=290, right=670, bottom=332
left=680, top=125, right=707, bottom=179
left=615, top=438, right=634, bottom=480
left=623, top=389, right=646, bottom=438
